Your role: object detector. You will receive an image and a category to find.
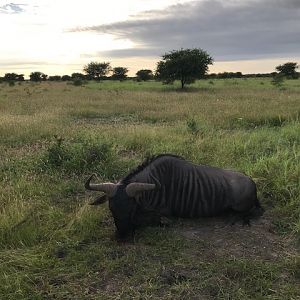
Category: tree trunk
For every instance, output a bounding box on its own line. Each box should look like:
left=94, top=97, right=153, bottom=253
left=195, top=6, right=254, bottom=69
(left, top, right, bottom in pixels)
left=181, top=79, right=185, bottom=89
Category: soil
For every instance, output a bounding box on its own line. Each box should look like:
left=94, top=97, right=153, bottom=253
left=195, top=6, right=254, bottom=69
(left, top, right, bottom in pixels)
left=177, top=211, right=297, bottom=261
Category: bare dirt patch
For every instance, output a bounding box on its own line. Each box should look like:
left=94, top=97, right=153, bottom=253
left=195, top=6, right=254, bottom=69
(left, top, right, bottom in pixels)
left=178, top=212, right=297, bottom=261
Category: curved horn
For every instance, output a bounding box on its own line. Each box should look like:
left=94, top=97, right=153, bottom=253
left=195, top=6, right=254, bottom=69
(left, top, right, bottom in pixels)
left=85, top=174, right=118, bottom=197
left=126, top=174, right=161, bottom=197
left=126, top=182, right=156, bottom=197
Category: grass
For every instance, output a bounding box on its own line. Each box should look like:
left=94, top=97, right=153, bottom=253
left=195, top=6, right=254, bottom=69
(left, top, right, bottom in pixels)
left=0, top=78, right=299, bottom=299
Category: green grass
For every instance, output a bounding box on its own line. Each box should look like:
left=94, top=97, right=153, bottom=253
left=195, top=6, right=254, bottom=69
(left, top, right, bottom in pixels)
left=0, top=79, right=299, bottom=299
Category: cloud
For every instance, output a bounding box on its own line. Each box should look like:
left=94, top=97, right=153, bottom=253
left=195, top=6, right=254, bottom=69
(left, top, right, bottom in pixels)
left=0, top=3, right=26, bottom=14
left=73, top=0, right=300, bottom=61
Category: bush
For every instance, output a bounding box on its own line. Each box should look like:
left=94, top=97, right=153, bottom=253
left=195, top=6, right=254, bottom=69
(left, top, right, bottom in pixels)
left=73, top=79, right=83, bottom=86
left=42, top=136, right=128, bottom=180
left=271, top=74, right=285, bottom=88
left=186, top=118, right=199, bottom=135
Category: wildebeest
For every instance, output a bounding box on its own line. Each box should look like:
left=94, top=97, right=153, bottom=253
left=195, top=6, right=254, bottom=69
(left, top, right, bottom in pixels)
left=85, top=154, right=263, bottom=239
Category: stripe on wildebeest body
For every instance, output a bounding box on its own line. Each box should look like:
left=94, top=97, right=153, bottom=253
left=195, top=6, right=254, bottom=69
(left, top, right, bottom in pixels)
left=85, top=154, right=264, bottom=239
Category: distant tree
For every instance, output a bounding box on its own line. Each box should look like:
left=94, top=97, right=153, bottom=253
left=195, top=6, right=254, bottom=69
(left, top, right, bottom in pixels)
left=4, top=73, right=16, bottom=81
left=275, top=62, right=299, bottom=79
left=136, top=69, right=153, bottom=81
left=41, top=73, right=48, bottom=81
left=3, top=73, right=24, bottom=82
left=30, top=71, right=48, bottom=82
left=83, top=61, right=111, bottom=80
left=111, top=67, right=128, bottom=81
left=156, top=48, right=213, bottom=89
left=214, top=72, right=243, bottom=79
left=71, top=73, right=86, bottom=80
left=61, top=75, right=72, bottom=81
left=16, top=74, right=25, bottom=81
left=48, top=75, right=62, bottom=81
left=4, top=73, right=18, bottom=81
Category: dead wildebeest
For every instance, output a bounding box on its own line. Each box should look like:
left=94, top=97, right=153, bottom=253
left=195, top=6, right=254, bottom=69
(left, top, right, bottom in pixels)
left=85, top=154, right=263, bottom=240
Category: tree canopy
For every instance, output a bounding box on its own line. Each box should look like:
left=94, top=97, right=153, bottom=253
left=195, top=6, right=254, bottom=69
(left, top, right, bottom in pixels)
left=136, top=69, right=153, bottom=81
left=275, top=62, right=299, bottom=79
left=30, top=72, right=48, bottom=82
left=156, top=48, right=213, bottom=88
left=83, top=62, right=111, bottom=80
left=71, top=73, right=86, bottom=80
left=48, top=75, right=62, bottom=81
left=111, top=67, right=128, bottom=81
left=4, top=73, right=24, bottom=81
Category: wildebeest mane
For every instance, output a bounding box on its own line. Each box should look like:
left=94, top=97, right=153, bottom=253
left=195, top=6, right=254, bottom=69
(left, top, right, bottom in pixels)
left=121, top=154, right=183, bottom=184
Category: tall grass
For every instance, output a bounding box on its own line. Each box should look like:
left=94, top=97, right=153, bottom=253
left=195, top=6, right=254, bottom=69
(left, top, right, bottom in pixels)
left=0, top=79, right=299, bottom=299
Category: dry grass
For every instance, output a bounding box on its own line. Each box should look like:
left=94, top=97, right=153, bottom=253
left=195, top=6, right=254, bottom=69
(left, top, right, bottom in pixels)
left=0, top=79, right=299, bottom=299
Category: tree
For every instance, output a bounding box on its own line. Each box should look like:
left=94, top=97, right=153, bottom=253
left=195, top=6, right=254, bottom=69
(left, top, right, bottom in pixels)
left=83, top=61, right=111, bottom=80
left=71, top=73, right=86, bottom=80
left=48, top=75, right=62, bottom=81
left=4, top=73, right=18, bottom=81
left=111, top=67, right=128, bottom=81
left=136, top=69, right=153, bottom=81
left=156, top=48, right=213, bottom=89
left=30, top=71, right=48, bottom=82
left=4, top=73, right=24, bottom=81
left=61, top=75, right=71, bottom=81
left=16, top=74, right=25, bottom=81
left=275, top=62, right=299, bottom=79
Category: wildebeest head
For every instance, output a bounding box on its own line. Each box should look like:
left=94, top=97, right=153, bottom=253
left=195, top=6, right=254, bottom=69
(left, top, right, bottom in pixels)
left=85, top=174, right=159, bottom=239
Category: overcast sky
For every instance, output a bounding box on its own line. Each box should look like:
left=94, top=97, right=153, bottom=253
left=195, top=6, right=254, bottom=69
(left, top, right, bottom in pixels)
left=1, top=0, right=299, bottom=77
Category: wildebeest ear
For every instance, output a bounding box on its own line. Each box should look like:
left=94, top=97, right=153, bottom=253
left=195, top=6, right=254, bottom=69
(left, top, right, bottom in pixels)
left=89, top=195, right=108, bottom=205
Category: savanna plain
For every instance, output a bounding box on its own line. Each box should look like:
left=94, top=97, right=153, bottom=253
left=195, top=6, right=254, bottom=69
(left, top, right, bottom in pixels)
left=0, top=78, right=299, bottom=299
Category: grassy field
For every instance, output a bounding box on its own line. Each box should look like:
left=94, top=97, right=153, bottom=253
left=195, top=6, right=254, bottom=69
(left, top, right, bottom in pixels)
left=0, top=78, right=299, bottom=299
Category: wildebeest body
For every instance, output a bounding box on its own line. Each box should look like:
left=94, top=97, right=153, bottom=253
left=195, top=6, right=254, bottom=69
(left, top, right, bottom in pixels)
left=123, top=155, right=258, bottom=218
left=86, top=154, right=262, bottom=237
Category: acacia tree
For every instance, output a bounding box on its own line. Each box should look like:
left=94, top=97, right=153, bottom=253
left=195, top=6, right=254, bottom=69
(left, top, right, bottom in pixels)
left=30, top=72, right=48, bottom=82
left=48, top=75, right=62, bottom=81
left=71, top=73, right=86, bottom=80
left=4, top=73, right=24, bottom=81
left=136, top=69, right=153, bottom=81
left=275, top=62, right=299, bottom=79
left=61, top=75, right=71, bottom=81
left=111, top=67, right=128, bottom=81
left=83, top=61, right=111, bottom=80
left=156, top=48, right=213, bottom=89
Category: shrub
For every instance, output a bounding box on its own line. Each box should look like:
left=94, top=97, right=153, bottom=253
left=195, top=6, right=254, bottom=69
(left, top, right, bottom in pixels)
left=186, top=118, right=199, bottom=135
left=73, top=79, right=83, bottom=86
left=271, top=74, right=285, bottom=88
left=42, top=136, right=126, bottom=178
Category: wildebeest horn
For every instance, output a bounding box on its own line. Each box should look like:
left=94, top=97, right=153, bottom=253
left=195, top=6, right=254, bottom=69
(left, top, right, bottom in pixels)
left=126, top=183, right=156, bottom=197
left=126, top=174, right=161, bottom=197
left=85, top=174, right=118, bottom=197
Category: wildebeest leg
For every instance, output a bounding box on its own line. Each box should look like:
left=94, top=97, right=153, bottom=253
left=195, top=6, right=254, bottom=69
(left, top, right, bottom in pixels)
left=230, top=196, right=257, bottom=226
left=231, top=195, right=263, bottom=226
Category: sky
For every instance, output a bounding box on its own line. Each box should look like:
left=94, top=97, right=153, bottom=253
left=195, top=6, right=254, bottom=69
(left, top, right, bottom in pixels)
left=0, top=0, right=299, bottom=77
